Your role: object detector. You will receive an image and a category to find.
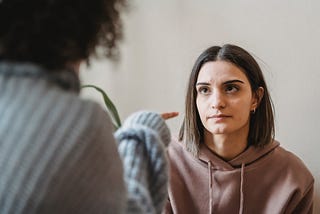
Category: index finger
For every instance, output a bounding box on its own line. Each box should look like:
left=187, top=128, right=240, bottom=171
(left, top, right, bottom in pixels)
left=161, top=112, right=179, bottom=120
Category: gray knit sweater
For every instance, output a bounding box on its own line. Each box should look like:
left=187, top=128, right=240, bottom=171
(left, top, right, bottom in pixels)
left=0, top=62, right=170, bottom=213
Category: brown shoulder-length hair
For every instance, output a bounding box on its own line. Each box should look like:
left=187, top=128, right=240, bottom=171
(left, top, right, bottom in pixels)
left=0, top=0, right=127, bottom=70
left=179, top=44, right=275, bottom=157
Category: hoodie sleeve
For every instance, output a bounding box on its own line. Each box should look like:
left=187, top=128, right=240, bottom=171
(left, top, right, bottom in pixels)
left=286, top=181, right=314, bottom=214
left=114, top=111, right=171, bottom=214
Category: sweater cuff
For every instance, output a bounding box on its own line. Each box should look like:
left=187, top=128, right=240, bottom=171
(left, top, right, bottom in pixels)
left=122, top=111, right=171, bottom=147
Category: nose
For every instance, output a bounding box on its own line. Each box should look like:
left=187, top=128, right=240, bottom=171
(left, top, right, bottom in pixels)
left=210, top=90, right=226, bottom=109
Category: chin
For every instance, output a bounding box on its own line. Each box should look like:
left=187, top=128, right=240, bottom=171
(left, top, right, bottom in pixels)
left=208, top=128, right=229, bottom=135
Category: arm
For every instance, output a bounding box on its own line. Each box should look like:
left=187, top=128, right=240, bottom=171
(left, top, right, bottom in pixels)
left=115, top=111, right=171, bottom=214
left=290, top=182, right=314, bottom=214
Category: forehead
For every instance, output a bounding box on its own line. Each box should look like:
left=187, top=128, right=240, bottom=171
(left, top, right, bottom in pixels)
left=197, top=61, right=249, bottom=83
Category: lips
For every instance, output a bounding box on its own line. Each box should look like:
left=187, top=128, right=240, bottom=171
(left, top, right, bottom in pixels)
left=207, top=114, right=231, bottom=120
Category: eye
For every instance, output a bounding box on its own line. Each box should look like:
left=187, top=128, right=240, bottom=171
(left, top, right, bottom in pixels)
left=224, top=84, right=239, bottom=93
left=197, top=86, right=210, bottom=95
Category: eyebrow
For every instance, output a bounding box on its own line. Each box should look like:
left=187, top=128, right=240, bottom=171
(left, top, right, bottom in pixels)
left=196, top=79, right=245, bottom=86
left=223, top=80, right=245, bottom=85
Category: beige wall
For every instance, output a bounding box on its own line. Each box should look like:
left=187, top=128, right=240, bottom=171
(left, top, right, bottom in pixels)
left=81, top=0, right=320, bottom=211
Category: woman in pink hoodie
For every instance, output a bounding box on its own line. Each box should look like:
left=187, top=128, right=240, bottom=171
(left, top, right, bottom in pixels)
left=164, top=44, right=314, bottom=214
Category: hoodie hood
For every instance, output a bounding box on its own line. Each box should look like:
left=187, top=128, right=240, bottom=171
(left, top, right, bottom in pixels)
left=198, top=140, right=280, bottom=169
left=198, top=140, right=280, bottom=214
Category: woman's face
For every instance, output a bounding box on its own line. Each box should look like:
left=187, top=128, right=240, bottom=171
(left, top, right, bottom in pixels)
left=196, top=60, right=258, bottom=136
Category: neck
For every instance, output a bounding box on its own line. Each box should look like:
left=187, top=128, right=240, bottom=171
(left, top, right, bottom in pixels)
left=204, top=128, right=249, bottom=161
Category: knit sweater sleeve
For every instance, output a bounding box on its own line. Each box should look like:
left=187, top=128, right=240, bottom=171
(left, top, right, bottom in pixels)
left=114, top=111, right=171, bottom=214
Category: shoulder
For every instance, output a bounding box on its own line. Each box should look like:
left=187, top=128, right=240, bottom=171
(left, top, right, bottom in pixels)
left=167, top=137, right=200, bottom=167
left=51, top=94, right=117, bottom=156
left=272, top=143, right=314, bottom=188
left=77, top=99, right=116, bottom=150
left=61, top=94, right=114, bottom=135
left=168, top=137, right=187, bottom=157
left=274, top=145, right=312, bottom=174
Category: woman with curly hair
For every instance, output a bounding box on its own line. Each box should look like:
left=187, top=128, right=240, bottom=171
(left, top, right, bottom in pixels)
left=0, top=0, right=173, bottom=213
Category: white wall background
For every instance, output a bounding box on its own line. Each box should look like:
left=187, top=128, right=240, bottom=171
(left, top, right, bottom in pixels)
left=80, top=0, right=320, bottom=211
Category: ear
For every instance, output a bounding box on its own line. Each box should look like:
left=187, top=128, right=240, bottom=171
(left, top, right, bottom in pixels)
left=251, top=87, right=264, bottom=111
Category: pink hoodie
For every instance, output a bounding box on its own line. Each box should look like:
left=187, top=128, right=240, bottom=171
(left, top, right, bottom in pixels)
left=164, top=139, right=314, bottom=214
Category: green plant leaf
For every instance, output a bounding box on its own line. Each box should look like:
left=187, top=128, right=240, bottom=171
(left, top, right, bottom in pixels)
left=82, top=85, right=121, bottom=129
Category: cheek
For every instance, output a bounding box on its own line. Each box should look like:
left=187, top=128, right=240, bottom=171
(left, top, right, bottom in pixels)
left=232, top=99, right=252, bottom=120
left=239, top=109, right=251, bottom=122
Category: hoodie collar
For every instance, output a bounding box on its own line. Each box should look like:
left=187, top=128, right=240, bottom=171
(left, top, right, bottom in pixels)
left=203, top=141, right=279, bottom=214
left=199, top=140, right=280, bottom=169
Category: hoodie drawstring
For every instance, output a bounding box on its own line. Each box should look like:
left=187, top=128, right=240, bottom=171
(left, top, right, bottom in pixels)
left=239, top=163, right=245, bottom=214
left=208, top=161, right=245, bottom=214
left=208, top=161, right=213, bottom=214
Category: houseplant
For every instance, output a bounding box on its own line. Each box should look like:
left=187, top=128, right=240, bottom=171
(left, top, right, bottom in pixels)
left=82, top=85, right=122, bottom=129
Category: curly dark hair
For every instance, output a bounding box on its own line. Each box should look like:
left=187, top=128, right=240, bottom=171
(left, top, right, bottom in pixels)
left=0, top=0, right=127, bottom=70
